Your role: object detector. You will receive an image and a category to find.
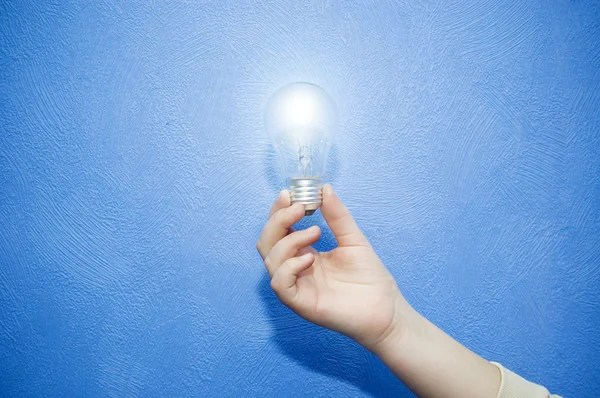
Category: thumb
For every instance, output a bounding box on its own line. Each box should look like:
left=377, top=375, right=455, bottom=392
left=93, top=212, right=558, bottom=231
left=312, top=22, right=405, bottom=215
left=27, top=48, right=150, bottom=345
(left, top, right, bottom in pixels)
left=320, top=184, right=369, bottom=247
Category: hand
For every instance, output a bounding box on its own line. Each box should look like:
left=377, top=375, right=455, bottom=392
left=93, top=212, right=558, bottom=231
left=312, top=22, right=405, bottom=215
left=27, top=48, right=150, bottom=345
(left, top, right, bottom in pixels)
left=256, top=184, right=408, bottom=351
left=257, top=185, right=502, bottom=398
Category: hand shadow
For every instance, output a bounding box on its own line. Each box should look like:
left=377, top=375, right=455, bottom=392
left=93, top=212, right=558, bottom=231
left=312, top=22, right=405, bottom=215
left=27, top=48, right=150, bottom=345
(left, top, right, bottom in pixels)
left=256, top=214, right=413, bottom=397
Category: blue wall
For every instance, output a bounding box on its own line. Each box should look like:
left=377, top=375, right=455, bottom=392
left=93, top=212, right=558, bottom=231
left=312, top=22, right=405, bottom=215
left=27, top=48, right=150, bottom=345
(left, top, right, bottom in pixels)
left=1, top=1, right=599, bottom=396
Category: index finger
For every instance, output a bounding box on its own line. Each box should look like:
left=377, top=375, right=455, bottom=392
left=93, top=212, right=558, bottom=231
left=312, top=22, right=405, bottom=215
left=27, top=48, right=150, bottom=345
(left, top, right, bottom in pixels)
left=255, top=190, right=293, bottom=260
left=271, top=190, right=295, bottom=236
left=269, top=190, right=291, bottom=218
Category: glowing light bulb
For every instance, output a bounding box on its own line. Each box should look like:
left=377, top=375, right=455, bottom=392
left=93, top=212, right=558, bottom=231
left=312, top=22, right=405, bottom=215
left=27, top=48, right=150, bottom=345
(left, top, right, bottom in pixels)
left=265, top=82, right=338, bottom=216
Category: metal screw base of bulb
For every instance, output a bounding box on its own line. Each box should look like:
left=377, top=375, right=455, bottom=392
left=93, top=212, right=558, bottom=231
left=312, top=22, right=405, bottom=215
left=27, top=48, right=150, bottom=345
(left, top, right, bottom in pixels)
left=287, top=177, right=323, bottom=216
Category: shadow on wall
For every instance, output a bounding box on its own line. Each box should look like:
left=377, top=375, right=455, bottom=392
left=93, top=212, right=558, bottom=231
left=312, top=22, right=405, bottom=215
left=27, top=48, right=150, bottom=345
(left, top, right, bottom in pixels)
left=256, top=225, right=412, bottom=398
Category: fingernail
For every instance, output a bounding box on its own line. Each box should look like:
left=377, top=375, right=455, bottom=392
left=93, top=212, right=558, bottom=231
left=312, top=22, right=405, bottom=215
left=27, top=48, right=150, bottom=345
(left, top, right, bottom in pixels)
left=291, top=203, right=304, bottom=212
left=323, top=184, right=333, bottom=197
left=279, top=190, right=288, bottom=200
left=300, top=252, right=313, bottom=260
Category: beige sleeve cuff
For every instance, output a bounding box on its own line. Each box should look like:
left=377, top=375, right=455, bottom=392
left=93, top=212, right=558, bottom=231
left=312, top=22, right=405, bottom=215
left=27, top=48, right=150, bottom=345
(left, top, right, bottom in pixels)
left=491, top=362, right=561, bottom=398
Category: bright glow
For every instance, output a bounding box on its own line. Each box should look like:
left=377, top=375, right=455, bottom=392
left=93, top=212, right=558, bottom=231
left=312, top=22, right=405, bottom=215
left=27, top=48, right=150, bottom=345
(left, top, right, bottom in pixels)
left=265, top=82, right=337, bottom=180
left=265, top=82, right=337, bottom=141
left=281, top=89, right=317, bottom=126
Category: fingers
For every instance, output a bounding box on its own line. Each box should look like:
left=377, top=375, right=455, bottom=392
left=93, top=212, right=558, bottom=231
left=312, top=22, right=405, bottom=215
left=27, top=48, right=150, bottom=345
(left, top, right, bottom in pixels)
left=268, top=189, right=295, bottom=234
left=320, top=184, right=369, bottom=247
left=256, top=200, right=305, bottom=259
left=269, top=190, right=291, bottom=218
left=264, top=226, right=320, bottom=277
left=271, top=252, right=315, bottom=303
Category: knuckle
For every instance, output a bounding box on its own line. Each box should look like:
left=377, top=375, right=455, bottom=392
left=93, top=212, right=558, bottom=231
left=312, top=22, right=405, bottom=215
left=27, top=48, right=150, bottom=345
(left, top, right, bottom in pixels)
left=263, top=256, right=272, bottom=269
left=256, top=237, right=266, bottom=255
left=270, top=277, right=281, bottom=292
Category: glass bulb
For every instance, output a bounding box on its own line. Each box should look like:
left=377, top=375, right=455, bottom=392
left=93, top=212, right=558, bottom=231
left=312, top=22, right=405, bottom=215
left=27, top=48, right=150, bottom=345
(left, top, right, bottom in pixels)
left=265, top=82, right=338, bottom=216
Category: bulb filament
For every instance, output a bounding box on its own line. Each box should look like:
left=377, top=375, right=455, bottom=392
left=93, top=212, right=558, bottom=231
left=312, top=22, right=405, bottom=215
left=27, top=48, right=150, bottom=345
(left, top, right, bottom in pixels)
left=299, top=145, right=311, bottom=176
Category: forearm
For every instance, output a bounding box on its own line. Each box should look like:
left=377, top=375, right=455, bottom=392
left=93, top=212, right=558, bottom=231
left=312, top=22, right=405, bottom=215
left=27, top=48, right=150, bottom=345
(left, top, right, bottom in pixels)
left=370, top=304, right=500, bottom=398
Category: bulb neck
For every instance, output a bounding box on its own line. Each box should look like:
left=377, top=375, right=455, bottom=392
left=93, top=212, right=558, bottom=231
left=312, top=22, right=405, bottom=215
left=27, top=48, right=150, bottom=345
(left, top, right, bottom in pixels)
left=287, top=177, right=323, bottom=216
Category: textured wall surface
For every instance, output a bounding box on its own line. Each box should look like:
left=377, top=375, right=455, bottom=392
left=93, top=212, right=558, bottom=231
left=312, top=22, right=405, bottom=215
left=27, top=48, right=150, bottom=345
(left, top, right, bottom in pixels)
left=1, top=1, right=599, bottom=396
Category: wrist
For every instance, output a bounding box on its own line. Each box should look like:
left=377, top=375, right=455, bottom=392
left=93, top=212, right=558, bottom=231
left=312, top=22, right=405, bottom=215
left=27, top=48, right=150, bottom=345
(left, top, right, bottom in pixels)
left=365, top=296, right=422, bottom=357
left=366, top=303, right=501, bottom=398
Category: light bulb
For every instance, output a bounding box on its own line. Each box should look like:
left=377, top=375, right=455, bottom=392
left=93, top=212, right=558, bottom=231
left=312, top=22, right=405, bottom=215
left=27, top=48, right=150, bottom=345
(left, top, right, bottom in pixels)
left=265, top=82, right=338, bottom=216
